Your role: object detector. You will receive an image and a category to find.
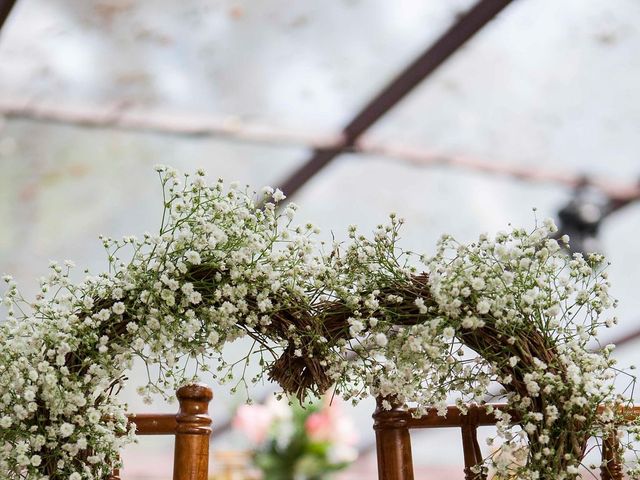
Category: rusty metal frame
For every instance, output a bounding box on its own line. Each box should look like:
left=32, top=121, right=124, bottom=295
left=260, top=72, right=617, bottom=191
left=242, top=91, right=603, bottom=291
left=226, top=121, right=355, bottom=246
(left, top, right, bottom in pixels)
left=277, top=0, right=515, bottom=198
left=0, top=0, right=16, bottom=32
left=0, top=0, right=517, bottom=201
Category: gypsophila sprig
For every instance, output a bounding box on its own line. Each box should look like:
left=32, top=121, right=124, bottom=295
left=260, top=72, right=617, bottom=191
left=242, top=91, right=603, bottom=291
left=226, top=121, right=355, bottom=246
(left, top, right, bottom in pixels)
left=1, top=167, right=639, bottom=480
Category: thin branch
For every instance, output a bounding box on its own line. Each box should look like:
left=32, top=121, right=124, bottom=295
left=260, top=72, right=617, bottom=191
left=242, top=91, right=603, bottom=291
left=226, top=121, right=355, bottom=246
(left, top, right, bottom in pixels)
left=2, top=98, right=640, bottom=205
left=0, top=98, right=341, bottom=149
left=355, top=139, right=640, bottom=204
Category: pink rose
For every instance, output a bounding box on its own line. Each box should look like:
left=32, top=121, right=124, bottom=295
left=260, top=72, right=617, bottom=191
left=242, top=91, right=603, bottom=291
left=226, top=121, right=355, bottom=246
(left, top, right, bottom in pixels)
left=232, top=404, right=273, bottom=444
left=304, top=397, right=357, bottom=446
left=305, top=411, right=333, bottom=442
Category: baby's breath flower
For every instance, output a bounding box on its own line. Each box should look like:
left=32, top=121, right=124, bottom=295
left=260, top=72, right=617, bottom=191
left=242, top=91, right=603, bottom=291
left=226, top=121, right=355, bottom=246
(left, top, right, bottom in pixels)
left=272, top=188, right=286, bottom=202
left=0, top=168, right=633, bottom=480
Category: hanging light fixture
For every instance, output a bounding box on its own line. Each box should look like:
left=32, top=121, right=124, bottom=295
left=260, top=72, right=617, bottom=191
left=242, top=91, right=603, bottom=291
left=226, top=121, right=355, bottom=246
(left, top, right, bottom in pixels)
left=556, top=179, right=613, bottom=256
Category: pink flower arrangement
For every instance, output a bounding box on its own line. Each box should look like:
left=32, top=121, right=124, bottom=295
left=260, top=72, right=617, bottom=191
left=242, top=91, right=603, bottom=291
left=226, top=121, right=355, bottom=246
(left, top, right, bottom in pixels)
left=233, top=394, right=358, bottom=479
left=304, top=397, right=357, bottom=446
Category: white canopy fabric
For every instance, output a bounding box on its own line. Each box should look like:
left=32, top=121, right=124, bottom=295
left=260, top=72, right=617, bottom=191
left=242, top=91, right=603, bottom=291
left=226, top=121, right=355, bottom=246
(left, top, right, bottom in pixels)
left=1, top=0, right=639, bottom=476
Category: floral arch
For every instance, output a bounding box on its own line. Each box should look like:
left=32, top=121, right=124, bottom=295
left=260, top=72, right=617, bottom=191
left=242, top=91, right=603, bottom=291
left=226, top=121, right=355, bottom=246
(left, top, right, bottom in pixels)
left=0, top=166, right=637, bottom=480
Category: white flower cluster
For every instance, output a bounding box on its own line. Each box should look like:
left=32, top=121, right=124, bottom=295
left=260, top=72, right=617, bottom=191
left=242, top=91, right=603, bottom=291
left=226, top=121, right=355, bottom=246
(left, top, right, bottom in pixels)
left=0, top=168, right=323, bottom=479
left=321, top=218, right=639, bottom=479
left=1, top=168, right=638, bottom=479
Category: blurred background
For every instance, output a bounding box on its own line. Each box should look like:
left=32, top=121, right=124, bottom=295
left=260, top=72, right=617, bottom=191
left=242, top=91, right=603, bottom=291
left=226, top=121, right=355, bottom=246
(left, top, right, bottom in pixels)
left=1, top=0, right=639, bottom=478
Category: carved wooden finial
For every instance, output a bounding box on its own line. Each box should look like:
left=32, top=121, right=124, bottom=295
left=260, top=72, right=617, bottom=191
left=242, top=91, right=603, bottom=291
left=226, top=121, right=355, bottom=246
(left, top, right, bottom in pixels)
left=173, top=383, right=213, bottom=480
left=372, top=397, right=414, bottom=480
left=175, top=384, right=213, bottom=433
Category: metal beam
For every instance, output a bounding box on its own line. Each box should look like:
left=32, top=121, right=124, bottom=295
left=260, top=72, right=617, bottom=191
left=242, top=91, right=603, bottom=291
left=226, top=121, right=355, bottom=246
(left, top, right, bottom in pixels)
left=601, top=325, right=640, bottom=351
left=277, top=0, right=515, bottom=198
left=0, top=0, right=17, bottom=33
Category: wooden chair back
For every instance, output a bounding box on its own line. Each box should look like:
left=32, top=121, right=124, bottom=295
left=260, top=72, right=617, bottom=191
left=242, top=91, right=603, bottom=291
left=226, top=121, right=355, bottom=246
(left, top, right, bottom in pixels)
left=109, top=383, right=213, bottom=480
left=372, top=398, right=633, bottom=480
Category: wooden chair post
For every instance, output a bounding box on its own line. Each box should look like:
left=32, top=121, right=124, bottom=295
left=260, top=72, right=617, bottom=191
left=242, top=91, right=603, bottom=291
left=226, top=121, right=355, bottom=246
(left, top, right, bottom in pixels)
left=372, top=397, right=415, bottom=480
left=461, top=424, right=485, bottom=480
left=601, top=429, right=623, bottom=480
left=372, top=403, right=640, bottom=480
left=173, top=383, right=213, bottom=480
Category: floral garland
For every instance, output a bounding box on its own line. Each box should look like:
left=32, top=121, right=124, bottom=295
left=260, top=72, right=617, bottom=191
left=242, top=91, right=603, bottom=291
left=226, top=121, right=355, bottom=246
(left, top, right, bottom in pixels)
left=1, top=166, right=639, bottom=480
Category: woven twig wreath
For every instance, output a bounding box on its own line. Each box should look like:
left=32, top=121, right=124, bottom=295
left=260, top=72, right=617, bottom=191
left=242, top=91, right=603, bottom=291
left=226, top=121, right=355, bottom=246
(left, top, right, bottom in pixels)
left=0, top=167, right=636, bottom=480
